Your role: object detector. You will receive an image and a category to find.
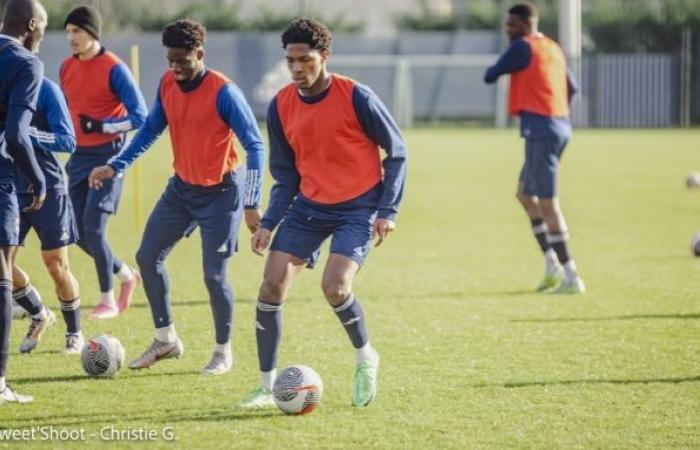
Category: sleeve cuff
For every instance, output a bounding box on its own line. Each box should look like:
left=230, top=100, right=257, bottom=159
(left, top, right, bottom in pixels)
left=260, top=218, right=276, bottom=231
left=377, top=210, right=397, bottom=222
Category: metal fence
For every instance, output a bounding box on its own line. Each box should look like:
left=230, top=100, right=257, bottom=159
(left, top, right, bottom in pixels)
left=36, top=31, right=695, bottom=128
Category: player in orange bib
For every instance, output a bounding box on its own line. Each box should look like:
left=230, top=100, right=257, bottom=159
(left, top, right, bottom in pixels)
left=485, top=3, right=584, bottom=294
left=239, top=19, right=407, bottom=409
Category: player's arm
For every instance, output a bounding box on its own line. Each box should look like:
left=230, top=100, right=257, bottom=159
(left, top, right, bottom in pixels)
left=6, top=58, right=46, bottom=207
left=79, top=63, right=148, bottom=135
left=89, top=88, right=167, bottom=189
left=216, top=83, right=265, bottom=232
left=260, top=97, right=300, bottom=233
left=28, top=80, right=76, bottom=154
left=483, top=39, right=531, bottom=83
left=353, top=84, right=407, bottom=245
left=250, top=98, right=299, bottom=255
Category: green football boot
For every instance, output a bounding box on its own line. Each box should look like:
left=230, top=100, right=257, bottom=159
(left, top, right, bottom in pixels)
left=239, top=387, right=275, bottom=409
left=536, top=267, right=564, bottom=292
left=352, top=349, right=380, bottom=407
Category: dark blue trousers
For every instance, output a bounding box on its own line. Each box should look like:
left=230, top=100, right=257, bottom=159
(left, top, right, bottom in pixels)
left=135, top=175, right=243, bottom=344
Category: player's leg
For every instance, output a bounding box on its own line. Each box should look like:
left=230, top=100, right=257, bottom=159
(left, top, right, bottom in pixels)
left=537, top=136, right=585, bottom=294
left=83, top=176, right=137, bottom=319
left=41, top=247, right=82, bottom=354
left=240, top=201, right=327, bottom=408
left=326, top=211, right=379, bottom=407
left=239, top=250, right=306, bottom=408
left=10, top=202, right=47, bottom=324
left=12, top=263, right=55, bottom=355
left=0, top=186, right=32, bottom=403
left=70, top=180, right=133, bottom=300
left=196, top=186, right=244, bottom=375
left=129, top=188, right=191, bottom=369
left=519, top=142, right=561, bottom=291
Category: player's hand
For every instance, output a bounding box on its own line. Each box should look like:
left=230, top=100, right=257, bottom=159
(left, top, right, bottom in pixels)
left=251, top=228, right=272, bottom=256
left=244, top=208, right=262, bottom=233
left=79, top=114, right=103, bottom=134
left=89, top=165, right=116, bottom=190
left=372, top=218, right=395, bottom=247
left=23, top=192, right=46, bottom=212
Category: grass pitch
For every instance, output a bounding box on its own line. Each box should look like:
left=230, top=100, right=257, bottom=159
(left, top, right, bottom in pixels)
left=1, top=128, right=699, bottom=449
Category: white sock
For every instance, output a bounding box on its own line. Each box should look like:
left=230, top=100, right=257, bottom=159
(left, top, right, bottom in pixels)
left=155, top=324, right=178, bottom=343
left=215, top=342, right=231, bottom=356
left=544, top=249, right=559, bottom=272
left=0, top=376, right=5, bottom=392
left=261, top=369, right=276, bottom=391
left=356, top=342, right=376, bottom=364
left=563, top=260, right=578, bottom=282
left=116, top=264, right=134, bottom=283
left=100, top=291, right=116, bottom=308
left=31, top=305, right=47, bottom=320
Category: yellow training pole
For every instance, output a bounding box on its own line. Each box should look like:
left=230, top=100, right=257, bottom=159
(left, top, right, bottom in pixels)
left=129, top=45, right=143, bottom=231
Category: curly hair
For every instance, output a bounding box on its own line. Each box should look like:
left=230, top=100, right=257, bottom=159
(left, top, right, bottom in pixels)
left=509, top=3, right=538, bottom=21
left=162, top=19, right=207, bottom=50
left=281, top=18, right=332, bottom=51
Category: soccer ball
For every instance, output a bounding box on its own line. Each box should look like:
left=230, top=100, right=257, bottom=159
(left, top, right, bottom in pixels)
left=691, top=233, right=700, bottom=256
left=81, top=334, right=125, bottom=378
left=686, top=172, right=700, bottom=188
left=273, top=365, right=323, bottom=415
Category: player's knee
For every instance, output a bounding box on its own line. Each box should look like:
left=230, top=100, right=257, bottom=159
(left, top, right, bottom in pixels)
left=203, top=270, right=226, bottom=290
left=321, top=280, right=351, bottom=305
left=259, top=278, right=285, bottom=302
left=45, top=256, right=69, bottom=282
left=135, top=246, right=156, bottom=271
left=516, top=190, right=532, bottom=206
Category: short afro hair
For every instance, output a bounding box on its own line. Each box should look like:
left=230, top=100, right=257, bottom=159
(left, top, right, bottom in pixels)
left=281, top=18, right=332, bottom=51
left=162, top=19, right=207, bottom=50
left=509, top=3, right=538, bottom=21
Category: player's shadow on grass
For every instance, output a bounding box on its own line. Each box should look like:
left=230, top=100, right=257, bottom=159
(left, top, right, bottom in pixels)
left=473, top=375, right=700, bottom=389
left=510, top=313, right=700, bottom=323
left=11, top=370, right=201, bottom=385
left=3, top=408, right=280, bottom=429
left=128, top=297, right=257, bottom=309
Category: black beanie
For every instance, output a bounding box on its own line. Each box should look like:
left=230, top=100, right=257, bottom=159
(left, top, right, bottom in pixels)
left=64, top=6, right=101, bottom=40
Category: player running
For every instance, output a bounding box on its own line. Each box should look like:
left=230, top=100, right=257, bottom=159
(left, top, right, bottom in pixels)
left=60, top=5, right=147, bottom=319
left=11, top=76, right=83, bottom=355
left=89, top=19, right=265, bottom=375
left=239, top=19, right=407, bottom=408
left=484, top=2, right=584, bottom=294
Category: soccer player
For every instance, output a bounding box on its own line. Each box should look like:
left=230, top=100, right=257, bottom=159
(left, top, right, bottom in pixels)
left=239, top=19, right=407, bottom=408
left=89, top=19, right=265, bottom=375
left=484, top=3, right=585, bottom=294
left=0, top=0, right=48, bottom=404
left=11, top=76, right=83, bottom=355
left=60, top=5, right=147, bottom=319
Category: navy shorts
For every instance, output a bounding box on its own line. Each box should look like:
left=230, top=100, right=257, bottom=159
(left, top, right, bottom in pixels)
left=0, top=184, right=19, bottom=247
left=18, top=191, right=79, bottom=251
left=270, top=199, right=376, bottom=269
left=519, top=135, right=569, bottom=198
left=139, top=175, right=243, bottom=261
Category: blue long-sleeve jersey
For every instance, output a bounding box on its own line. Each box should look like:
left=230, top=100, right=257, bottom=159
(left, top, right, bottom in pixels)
left=0, top=35, right=45, bottom=194
left=101, top=61, right=147, bottom=134
left=14, top=77, right=76, bottom=194
left=108, top=69, right=264, bottom=207
left=484, top=37, right=579, bottom=138
left=261, top=82, right=408, bottom=231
